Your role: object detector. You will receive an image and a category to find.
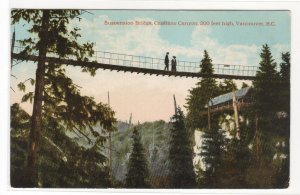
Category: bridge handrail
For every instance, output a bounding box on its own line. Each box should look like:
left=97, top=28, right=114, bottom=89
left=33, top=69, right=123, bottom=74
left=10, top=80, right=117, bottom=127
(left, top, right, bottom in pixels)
left=95, top=50, right=257, bottom=69
left=12, top=44, right=260, bottom=76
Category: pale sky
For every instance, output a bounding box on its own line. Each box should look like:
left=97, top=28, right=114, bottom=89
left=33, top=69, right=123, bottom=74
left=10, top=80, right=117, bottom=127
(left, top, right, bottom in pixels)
left=11, top=10, right=290, bottom=123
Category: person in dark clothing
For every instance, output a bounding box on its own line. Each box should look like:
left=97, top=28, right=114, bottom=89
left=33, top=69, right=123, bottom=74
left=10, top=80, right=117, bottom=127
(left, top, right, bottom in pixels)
left=164, top=52, right=170, bottom=71
left=171, top=56, right=177, bottom=72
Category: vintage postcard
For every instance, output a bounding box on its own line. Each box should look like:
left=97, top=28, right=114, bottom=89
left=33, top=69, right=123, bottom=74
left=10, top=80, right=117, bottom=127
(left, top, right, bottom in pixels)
left=10, top=9, right=290, bottom=189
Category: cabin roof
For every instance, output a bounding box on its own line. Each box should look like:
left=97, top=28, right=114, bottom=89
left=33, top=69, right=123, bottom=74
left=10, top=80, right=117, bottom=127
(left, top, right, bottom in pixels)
left=208, top=87, right=252, bottom=106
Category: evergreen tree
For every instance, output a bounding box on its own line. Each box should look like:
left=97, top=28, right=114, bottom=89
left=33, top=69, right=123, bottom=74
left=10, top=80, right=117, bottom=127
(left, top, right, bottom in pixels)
left=169, top=107, right=196, bottom=188
left=253, top=44, right=280, bottom=117
left=125, top=127, right=149, bottom=188
left=186, top=50, right=220, bottom=129
left=275, top=52, right=290, bottom=188
left=11, top=10, right=116, bottom=187
left=218, top=79, right=237, bottom=94
left=10, top=104, right=110, bottom=188
left=186, top=51, right=238, bottom=131
left=252, top=44, right=280, bottom=162
left=198, top=127, right=228, bottom=188
left=280, top=52, right=290, bottom=81
left=218, top=127, right=252, bottom=188
left=185, top=50, right=239, bottom=187
left=245, top=44, right=289, bottom=188
left=11, top=103, right=31, bottom=187
left=279, top=52, right=290, bottom=113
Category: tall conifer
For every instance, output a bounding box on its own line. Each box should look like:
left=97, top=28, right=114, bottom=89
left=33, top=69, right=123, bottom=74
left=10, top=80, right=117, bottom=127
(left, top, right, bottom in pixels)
left=169, top=107, right=196, bottom=188
left=186, top=50, right=220, bottom=129
left=252, top=44, right=280, bottom=162
left=199, top=127, right=228, bottom=188
left=125, top=127, right=149, bottom=188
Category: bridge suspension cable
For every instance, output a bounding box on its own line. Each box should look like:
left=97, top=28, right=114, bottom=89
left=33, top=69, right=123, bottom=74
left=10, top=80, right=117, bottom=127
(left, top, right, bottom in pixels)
left=12, top=44, right=260, bottom=80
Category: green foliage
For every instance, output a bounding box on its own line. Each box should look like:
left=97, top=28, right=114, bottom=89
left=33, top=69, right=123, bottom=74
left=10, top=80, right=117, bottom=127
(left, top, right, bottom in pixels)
left=10, top=104, right=110, bottom=188
left=11, top=10, right=95, bottom=63
left=252, top=44, right=281, bottom=162
left=244, top=44, right=289, bottom=187
left=218, top=79, right=237, bottom=94
left=217, top=136, right=251, bottom=188
left=111, top=120, right=170, bottom=188
left=125, top=127, right=150, bottom=188
left=43, top=62, right=116, bottom=134
left=12, top=10, right=117, bottom=136
left=253, top=44, right=280, bottom=118
left=186, top=51, right=237, bottom=129
left=10, top=103, right=30, bottom=187
left=200, top=50, right=214, bottom=75
left=17, top=78, right=35, bottom=93
left=185, top=50, right=246, bottom=188
left=17, top=82, right=26, bottom=92
left=186, top=50, right=220, bottom=129
left=11, top=10, right=110, bottom=135
left=274, top=52, right=290, bottom=188
left=169, top=107, right=196, bottom=188
left=198, top=127, right=228, bottom=188
left=21, top=92, right=34, bottom=103
left=187, top=45, right=290, bottom=188
left=11, top=9, right=116, bottom=187
left=11, top=103, right=31, bottom=131
left=280, top=52, right=290, bottom=81
left=30, top=78, right=35, bottom=85
left=278, top=52, right=290, bottom=113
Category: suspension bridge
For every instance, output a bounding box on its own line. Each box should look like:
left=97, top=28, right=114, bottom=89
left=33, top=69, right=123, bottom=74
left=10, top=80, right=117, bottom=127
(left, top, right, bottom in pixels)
left=12, top=46, right=258, bottom=80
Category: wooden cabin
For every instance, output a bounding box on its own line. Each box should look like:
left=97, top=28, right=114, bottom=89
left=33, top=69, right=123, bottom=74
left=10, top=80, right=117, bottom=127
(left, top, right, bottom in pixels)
left=208, top=87, right=253, bottom=114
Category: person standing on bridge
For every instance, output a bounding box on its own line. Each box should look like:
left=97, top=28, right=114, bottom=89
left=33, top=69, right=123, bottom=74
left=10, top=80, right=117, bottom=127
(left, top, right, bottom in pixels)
left=164, top=52, right=170, bottom=71
left=171, top=56, right=177, bottom=72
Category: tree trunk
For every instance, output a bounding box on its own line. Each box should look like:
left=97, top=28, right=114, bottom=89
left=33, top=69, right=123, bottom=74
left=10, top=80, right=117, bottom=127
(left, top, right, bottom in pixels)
left=232, top=92, right=240, bottom=140
left=25, top=10, right=50, bottom=187
left=108, top=132, right=112, bottom=185
left=207, top=102, right=211, bottom=131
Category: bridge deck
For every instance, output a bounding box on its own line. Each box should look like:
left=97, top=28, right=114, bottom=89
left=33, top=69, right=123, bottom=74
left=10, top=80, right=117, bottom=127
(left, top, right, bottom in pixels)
left=12, top=53, right=256, bottom=80
left=12, top=45, right=259, bottom=80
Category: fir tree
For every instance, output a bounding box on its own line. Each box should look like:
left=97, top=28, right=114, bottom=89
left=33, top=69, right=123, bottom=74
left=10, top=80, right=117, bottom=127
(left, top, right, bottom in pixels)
left=253, top=44, right=280, bottom=118
left=218, top=129, right=251, bottom=188
left=280, top=52, right=290, bottom=81
left=218, top=79, right=237, bottom=94
left=244, top=45, right=291, bottom=188
left=198, top=127, right=228, bottom=188
left=169, top=107, right=196, bottom=188
left=185, top=50, right=238, bottom=187
left=275, top=52, right=290, bottom=188
left=252, top=44, right=280, bottom=162
left=186, top=50, right=220, bottom=129
left=279, top=52, right=290, bottom=113
left=200, top=50, right=214, bottom=75
left=11, top=103, right=31, bottom=187
left=125, top=127, right=149, bottom=188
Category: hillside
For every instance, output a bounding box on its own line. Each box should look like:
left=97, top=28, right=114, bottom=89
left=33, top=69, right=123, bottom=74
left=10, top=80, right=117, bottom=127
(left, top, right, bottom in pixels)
left=111, top=120, right=171, bottom=187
